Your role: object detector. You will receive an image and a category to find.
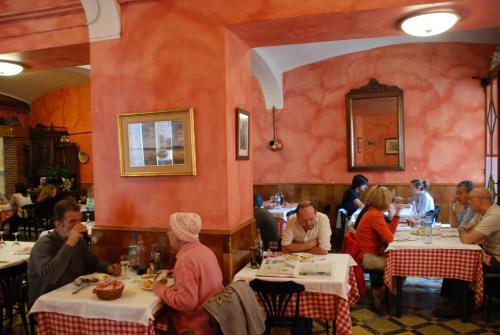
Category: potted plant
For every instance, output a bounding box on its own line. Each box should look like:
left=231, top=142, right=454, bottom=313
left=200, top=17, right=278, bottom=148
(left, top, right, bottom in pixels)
left=45, top=165, right=73, bottom=186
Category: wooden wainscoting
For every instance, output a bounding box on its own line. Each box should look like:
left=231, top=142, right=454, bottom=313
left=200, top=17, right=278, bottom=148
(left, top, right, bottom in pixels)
left=254, top=183, right=457, bottom=223
left=92, top=218, right=254, bottom=285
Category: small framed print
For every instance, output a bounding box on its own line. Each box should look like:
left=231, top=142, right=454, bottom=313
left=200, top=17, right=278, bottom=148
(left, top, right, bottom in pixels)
left=385, top=138, right=399, bottom=155
left=236, top=108, right=250, bottom=160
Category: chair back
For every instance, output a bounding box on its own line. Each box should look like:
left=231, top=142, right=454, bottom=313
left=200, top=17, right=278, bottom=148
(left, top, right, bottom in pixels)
left=21, top=204, right=35, bottom=220
left=249, top=279, right=304, bottom=327
left=331, top=207, right=347, bottom=252
left=0, top=261, right=28, bottom=309
left=433, top=205, right=440, bottom=222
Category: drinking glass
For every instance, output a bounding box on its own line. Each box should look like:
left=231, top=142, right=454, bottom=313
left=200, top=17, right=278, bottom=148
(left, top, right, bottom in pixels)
left=268, top=241, right=279, bottom=257
left=12, top=232, right=21, bottom=254
left=120, top=255, right=129, bottom=277
left=0, top=231, right=5, bottom=249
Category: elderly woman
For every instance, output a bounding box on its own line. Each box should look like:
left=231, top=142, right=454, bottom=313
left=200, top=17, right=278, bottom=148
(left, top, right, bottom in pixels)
left=153, top=212, right=224, bottom=335
left=355, top=185, right=400, bottom=312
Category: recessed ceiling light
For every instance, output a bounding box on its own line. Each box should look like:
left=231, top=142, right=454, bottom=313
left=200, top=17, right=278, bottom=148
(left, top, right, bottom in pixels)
left=0, top=60, right=25, bottom=76
left=400, top=12, right=460, bottom=37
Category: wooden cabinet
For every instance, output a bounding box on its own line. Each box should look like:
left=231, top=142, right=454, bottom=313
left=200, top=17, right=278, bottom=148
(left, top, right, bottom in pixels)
left=30, top=124, right=79, bottom=188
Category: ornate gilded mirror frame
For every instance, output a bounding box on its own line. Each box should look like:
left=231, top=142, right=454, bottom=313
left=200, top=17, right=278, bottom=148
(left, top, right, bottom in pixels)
left=346, top=78, right=405, bottom=171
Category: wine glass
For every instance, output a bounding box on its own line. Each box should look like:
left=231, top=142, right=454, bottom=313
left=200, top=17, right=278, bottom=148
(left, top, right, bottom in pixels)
left=268, top=241, right=279, bottom=257
left=12, top=232, right=21, bottom=254
left=0, top=231, right=5, bottom=249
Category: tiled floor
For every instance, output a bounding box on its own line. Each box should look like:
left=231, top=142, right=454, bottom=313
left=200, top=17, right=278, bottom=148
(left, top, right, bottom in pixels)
left=271, top=277, right=500, bottom=335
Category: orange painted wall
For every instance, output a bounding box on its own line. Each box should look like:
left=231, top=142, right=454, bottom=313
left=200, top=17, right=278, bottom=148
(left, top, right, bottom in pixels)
left=5, top=0, right=499, bottom=231
left=253, top=43, right=494, bottom=184
left=27, top=86, right=93, bottom=184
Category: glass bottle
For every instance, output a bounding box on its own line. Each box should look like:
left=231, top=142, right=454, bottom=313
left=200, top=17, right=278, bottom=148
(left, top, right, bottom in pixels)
left=128, top=233, right=139, bottom=272
left=137, top=233, right=148, bottom=274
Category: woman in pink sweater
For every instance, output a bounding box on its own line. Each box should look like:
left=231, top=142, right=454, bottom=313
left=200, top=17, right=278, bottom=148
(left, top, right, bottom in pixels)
left=153, top=212, right=224, bottom=334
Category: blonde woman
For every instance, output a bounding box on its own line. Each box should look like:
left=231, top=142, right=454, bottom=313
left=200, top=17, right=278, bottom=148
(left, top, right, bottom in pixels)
left=355, top=185, right=400, bottom=312
left=36, top=184, right=57, bottom=214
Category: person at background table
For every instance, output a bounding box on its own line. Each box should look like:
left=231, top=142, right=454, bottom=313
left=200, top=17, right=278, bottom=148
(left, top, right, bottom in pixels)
left=253, top=193, right=279, bottom=250
left=9, top=182, right=32, bottom=219
left=396, top=179, right=434, bottom=218
left=449, top=180, right=475, bottom=228
left=35, top=184, right=57, bottom=216
left=281, top=201, right=331, bottom=255
left=152, top=212, right=223, bottom=335
left=459, top=187, right=500, bottom=274
left=27, top=199, right=121, bottom=304
left=355, top=185, right=401, bottom=312
left=7, top=182, right=33, bottom=236
left=341, top=174, right=369, bottom=217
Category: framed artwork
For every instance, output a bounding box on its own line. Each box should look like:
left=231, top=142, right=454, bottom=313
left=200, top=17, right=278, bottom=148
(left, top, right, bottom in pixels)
left=236, top=108, right=250, bottom=160
left=385, top=138, right=399, bottom=155
left=118, top=108, right=196, bottom=176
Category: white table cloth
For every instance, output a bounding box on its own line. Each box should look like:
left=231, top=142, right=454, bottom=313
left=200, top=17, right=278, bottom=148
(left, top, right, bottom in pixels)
left=268, top=204, right=297, bottom=221
left=30, top=275, right=167, bottom=326
left=387, top=229, right=482, bottom=251
left=0, top=241, right=34, bottom=269
left=234, top=253, right=356, bottom=300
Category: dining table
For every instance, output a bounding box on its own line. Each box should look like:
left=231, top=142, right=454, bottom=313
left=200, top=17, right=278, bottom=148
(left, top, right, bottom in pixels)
left=267, top=203, right=298, bottom=221
left=30, top=274, right=172, bottom=335
left=233, top=253, right=359, bottom=335
left=0, top=240, right=34, bottom=269
left=384, top=226, right=483, bottom=321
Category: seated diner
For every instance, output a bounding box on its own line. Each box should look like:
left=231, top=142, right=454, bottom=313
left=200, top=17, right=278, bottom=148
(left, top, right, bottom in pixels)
left=281, top=200, right=331, bottom=255
left=355, top=185, right=400, bottom=312
left=341, top=174, right=369, bottom=217
left=152, top=212, right=224, bottom=335
left=27, top=199, right=121, bottom=304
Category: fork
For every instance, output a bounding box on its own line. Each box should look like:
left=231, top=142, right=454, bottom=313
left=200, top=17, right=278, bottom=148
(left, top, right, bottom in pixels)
left=72, top=284, right=88, bottom=294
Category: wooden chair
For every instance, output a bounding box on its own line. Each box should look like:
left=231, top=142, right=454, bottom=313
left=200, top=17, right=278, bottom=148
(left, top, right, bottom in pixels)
left=331, top=207, right=347, bottom=252
left=0, top=261, right=30, bottom=335
left=249, top=279, right=309, bottom=335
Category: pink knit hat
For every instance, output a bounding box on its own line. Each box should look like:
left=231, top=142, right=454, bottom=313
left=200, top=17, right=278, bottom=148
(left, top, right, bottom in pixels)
left=169, top=212, right=202, bottom=242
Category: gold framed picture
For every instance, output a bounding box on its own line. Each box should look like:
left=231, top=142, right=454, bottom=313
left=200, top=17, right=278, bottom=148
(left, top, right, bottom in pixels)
left=118, top=108, right=196, bottom=176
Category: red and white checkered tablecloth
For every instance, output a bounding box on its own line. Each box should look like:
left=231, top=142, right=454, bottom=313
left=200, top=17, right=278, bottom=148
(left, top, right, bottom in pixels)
left=35, top=312, right=155, bottom=335
left=278, top=267, right=359, bottom=335
left=384, top=249, right=484, bottom=306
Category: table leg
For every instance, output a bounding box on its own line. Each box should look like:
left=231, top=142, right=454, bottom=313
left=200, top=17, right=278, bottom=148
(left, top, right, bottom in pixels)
left=460, top=281, right=469, bottom=322
left=396, top=276, right=403, bottom=318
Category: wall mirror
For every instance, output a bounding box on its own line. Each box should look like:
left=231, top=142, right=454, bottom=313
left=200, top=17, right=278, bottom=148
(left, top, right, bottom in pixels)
left=346, top=78, right=404, bottom=171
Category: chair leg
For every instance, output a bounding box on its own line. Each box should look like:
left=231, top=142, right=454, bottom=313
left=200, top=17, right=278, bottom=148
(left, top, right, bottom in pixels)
left=19, top=301, right=30, bottom=335
left=396, top=276, right=403, bottom=318
left=7, top=306, right=14, bottom=334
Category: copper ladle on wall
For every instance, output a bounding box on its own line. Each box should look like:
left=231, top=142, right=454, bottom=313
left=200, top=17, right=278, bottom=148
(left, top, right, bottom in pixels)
left=267, top=106, right=283, bottom=151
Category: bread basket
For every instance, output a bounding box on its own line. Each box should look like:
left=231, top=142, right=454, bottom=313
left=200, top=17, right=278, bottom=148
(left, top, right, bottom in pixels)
left=93, top=280, right=124, bottom=300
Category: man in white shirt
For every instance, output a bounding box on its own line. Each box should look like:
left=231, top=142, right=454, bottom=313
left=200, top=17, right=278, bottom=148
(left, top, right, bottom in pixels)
left=281, top=201, right=331, bottom=255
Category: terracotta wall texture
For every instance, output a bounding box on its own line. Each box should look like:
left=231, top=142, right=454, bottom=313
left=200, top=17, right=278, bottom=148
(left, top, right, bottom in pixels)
left=252, top=43, right=493, bottom=185
left=27, top=86, right=93, bottom=184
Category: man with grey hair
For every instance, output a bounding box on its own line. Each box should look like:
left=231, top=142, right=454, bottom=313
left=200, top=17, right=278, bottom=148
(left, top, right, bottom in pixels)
left=460, top=187, right=500, bottom=273
left=434, top=187, right=500, bottom=318
left=449, top=180, right=475, bottom=228
left=281, top=201, right=331, bottom=255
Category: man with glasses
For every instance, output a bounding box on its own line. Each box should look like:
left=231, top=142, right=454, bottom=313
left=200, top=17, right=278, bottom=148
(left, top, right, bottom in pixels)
left=449, top=180, right=475, bottom=228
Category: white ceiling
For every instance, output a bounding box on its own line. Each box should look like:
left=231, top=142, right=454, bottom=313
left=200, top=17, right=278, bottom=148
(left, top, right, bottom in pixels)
left=253, top=27, right=500, bottom=108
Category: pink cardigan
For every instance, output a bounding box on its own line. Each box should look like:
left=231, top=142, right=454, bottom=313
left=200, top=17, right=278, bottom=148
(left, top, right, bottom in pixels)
left=154, top=240, right=224, bottom=334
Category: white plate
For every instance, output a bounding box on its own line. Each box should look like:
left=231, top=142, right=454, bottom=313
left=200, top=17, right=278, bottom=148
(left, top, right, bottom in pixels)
left=286, top=253, right=313, bottom=261
left=74, top=273, right=110, bottom=286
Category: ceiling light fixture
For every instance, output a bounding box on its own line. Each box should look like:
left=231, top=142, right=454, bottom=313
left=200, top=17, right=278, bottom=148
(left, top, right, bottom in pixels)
left=400, top=11, right=460, bottom=37
left=0, top=60, right=25, bottom=76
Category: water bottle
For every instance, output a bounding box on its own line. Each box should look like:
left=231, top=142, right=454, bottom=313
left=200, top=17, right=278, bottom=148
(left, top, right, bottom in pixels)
left=423, top=213, right=433, bottom=244
left=274, top=192, right=281, bottom=206
left=136, top=234, right=148, bottom=275
left=254, top=229, right=264, bottom=265
left=128, top=233, right=139, bottom=271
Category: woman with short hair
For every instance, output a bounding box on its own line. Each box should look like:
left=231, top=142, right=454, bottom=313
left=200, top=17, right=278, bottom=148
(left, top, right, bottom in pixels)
left=355, top=185, right=400, bottom=312
left=341, top=174, right=369, bottom=217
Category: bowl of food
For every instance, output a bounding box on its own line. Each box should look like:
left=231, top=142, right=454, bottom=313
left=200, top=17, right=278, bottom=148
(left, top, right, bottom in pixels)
left=141, top=274, right=154, bottom=290
left=93, top=280, right=124, bottom=300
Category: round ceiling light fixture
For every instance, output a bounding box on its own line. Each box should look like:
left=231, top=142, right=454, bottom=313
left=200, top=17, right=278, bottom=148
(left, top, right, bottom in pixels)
left=0, top=60, right=25, bottom=76
left=400, top=11, right=460, bottom=37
